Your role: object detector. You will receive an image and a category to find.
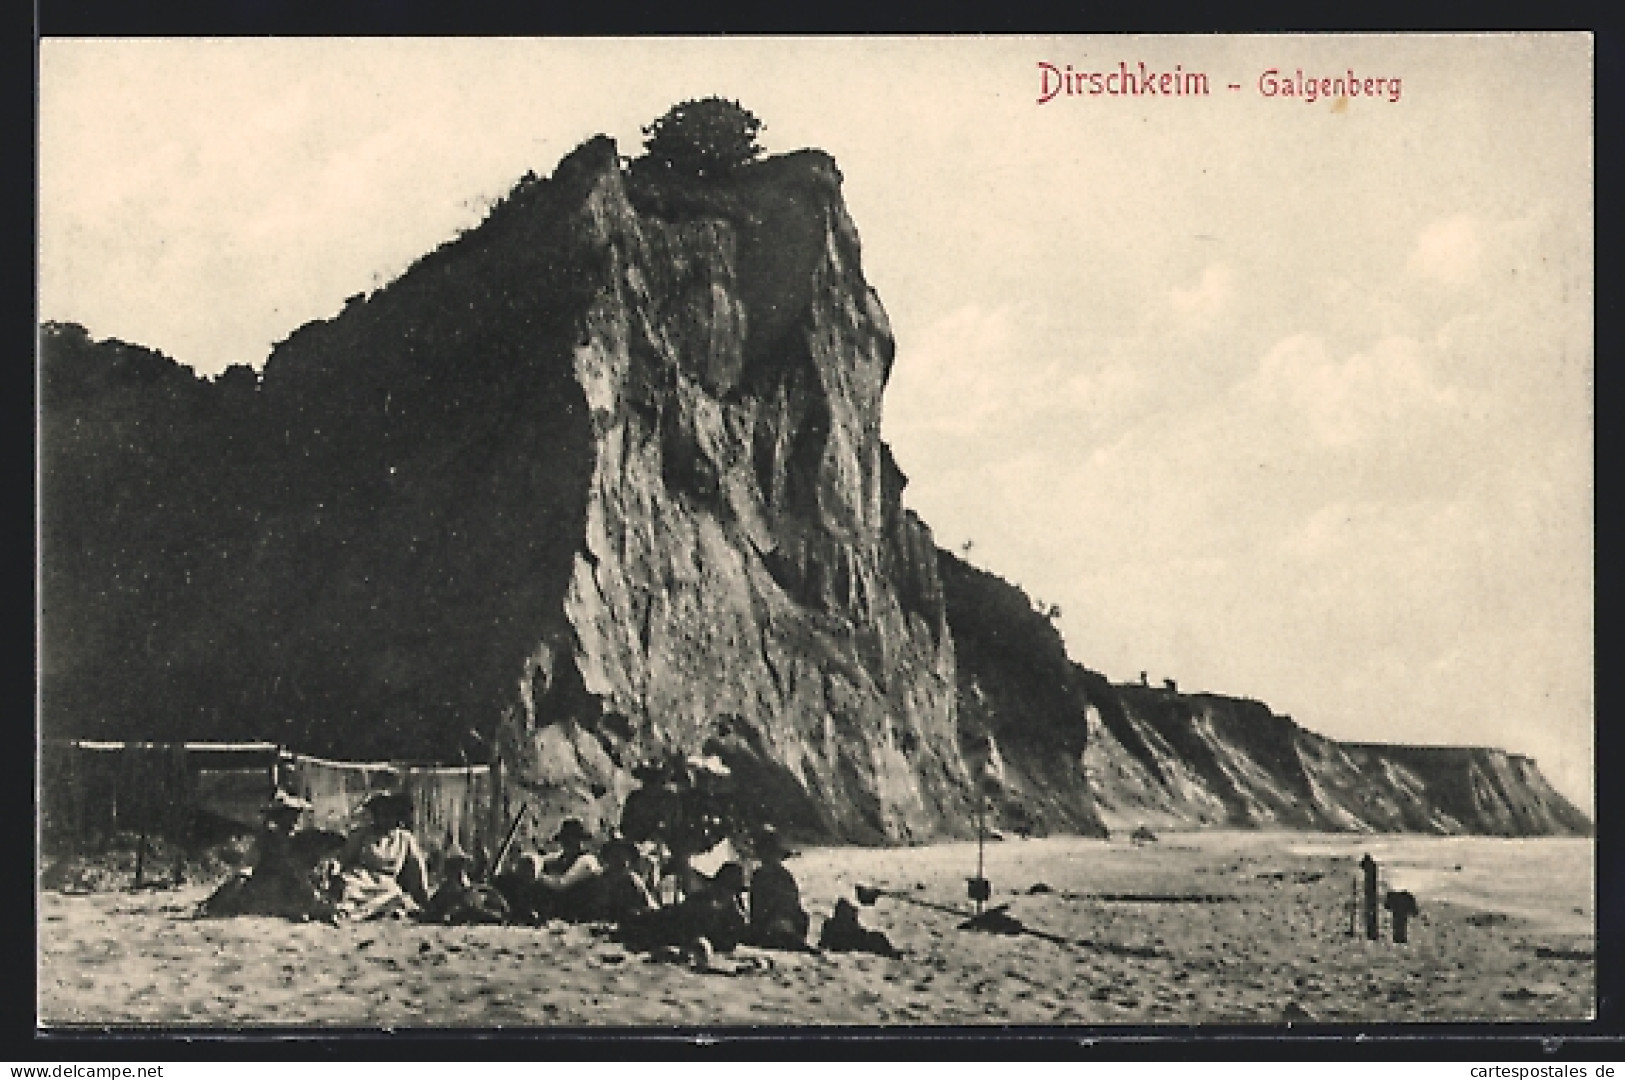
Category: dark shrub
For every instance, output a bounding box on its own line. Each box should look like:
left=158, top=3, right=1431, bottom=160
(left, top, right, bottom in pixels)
left=639, top=97, right=765, bottom=179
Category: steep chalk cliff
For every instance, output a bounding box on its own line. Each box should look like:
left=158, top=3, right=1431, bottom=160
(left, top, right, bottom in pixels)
left=499, top=139, right=979, bottom=842
left=1081, top=680, right=1591, bottom=837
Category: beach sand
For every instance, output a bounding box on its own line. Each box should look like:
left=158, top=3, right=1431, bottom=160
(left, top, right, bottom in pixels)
left=38, top=831, right=1594, bottom=1028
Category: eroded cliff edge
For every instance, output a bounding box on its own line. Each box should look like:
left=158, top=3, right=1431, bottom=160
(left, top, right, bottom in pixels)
left=1080, top=679, right=1592, bottom=837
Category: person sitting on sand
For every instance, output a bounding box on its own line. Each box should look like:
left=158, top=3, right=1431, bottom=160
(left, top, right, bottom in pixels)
left=529, top=818, right=606, bottom=922
left=1384, top=889, right=1419, bottom=944
left=420, top=843, right=509, bottom=925
left=592, top=835, right=659, bottom=924
left=818, top=898, right=900, bottom=958
left=746, top=825, right=811, bottom=950
left=692, top=861, right=750, bottom=951
left=616, top=860, right=750, bottom=956
left=201, top=790, right=332, bottom=922
left=491, top=851, right=546, bottom=923
left=321, top=792, right=430, bottom=921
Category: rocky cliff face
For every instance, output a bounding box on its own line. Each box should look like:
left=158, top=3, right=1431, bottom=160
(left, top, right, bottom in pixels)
left=1081, top=681, right=1592, bottom=837
left=498, top=139, right=978, bottom=842
left=39, top=132, right=1586, bottom=843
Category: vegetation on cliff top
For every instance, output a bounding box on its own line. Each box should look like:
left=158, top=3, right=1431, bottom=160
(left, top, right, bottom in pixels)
left=638, top=97, right=765, bottom=179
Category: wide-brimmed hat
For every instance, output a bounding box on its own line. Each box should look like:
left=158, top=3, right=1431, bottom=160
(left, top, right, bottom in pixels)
left=553, top=818, right=590, bottom=845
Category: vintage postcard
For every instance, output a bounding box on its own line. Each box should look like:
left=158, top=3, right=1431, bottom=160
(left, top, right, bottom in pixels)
left=36, top=34, right=1594, bottom=1030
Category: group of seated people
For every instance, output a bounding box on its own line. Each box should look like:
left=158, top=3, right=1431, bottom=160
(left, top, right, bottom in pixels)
left=202, top=789, right=435, bottom=923
left=203, top=789, right=830, bottom=960
left=485, top=816, right=815, bottom=958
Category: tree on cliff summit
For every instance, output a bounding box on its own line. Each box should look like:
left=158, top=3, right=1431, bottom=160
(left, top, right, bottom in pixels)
left=639, top=97, right=765, bottom=179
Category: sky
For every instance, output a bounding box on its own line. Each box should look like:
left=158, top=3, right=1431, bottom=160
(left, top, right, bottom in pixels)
left=38, top=36, right=1595, bottom=810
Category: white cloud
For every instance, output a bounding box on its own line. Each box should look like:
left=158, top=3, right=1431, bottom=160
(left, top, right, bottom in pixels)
left=1407, top=214, right=1482, bottom=286
left=1246, top=333, right=1463, bottom=448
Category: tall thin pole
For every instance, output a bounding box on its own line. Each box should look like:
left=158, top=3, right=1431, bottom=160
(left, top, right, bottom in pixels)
left=975, top=788, right=985, bottom=916
left=1361, top=853, right=1379, bottom=941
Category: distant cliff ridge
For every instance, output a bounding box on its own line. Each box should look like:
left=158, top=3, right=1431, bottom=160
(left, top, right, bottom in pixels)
left=1081, top=681, right=1591, bottom=837
left=39, top=129, right=1588, bottom=842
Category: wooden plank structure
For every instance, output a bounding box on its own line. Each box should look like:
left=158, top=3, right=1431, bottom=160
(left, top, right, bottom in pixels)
left=278, top=753, right=497, bottom=869
left=39, top=741, right=281, bottom=848
left=39, top=740, right=499, bottom=873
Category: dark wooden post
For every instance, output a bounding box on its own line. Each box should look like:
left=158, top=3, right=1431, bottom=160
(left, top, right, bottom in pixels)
left=67, top=742, right=83, bottom=860
left=131, top=747, right=148, bottom=889
left=1361, top=853, right=1379, bottom=941
left=172, top=744, right=192, bottom=886
left=973, top=784, right=985, bottom=916
left=488, top=754, right=503, bottom=882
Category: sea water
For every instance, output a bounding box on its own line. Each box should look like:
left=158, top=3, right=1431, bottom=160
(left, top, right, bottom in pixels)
left=1279, top=833, right=1595, bottom=936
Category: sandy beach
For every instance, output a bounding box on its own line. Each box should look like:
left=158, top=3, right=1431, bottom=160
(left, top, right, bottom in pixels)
left=38, top=831, right=1594, bottom=1028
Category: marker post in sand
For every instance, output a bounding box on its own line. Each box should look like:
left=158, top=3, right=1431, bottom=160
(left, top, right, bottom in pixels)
left=970, top=793, right=990, bottom=916
left=1361, top=853, right=1380, bottom=941
left=968, top=752, right=1003, bottom=917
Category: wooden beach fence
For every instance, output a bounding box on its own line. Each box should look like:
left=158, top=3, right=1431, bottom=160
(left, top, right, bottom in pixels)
left=42, top=740, right=500, bottom=873
left=39, top=740, right=282, bottom=846
left=402, top=763, right=496, bottom=869
left=277, top=753, right=498, bottom=868
left=277, top=752, right=402, bottom=835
